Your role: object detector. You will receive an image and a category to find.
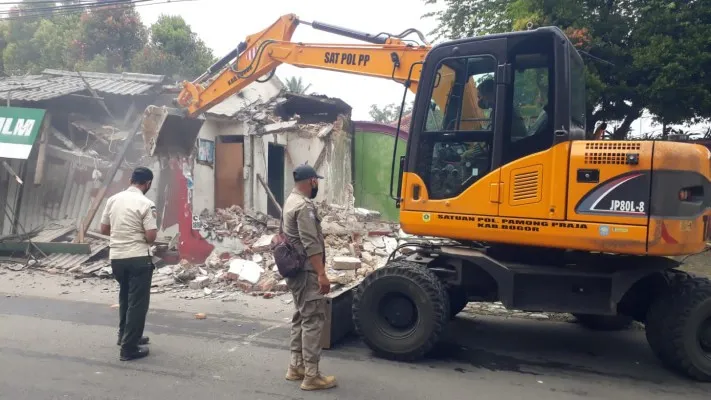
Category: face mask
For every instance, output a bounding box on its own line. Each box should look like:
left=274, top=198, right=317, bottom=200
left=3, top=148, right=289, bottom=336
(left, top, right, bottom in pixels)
left=310, top=182, right=319, bottom=199
left=478, top=98, right=492, bottom=110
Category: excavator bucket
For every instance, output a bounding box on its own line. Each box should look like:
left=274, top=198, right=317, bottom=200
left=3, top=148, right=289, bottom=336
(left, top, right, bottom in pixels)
left=141, top=105, right=205, bottom=156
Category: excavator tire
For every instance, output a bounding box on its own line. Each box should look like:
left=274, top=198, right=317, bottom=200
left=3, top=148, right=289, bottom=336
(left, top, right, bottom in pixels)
left=353, top=260, right=450, bottom=361
left=572, top=314, right=633, bottom=331
left=645, top=270, right=711, bottom=382
left=448, top=288, right=468, bottom=319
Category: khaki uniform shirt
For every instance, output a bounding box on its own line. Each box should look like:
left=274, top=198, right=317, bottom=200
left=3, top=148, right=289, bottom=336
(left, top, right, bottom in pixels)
left=282, top=188, right=325, bottom=271
left=100, top=186, right=158, bottom=260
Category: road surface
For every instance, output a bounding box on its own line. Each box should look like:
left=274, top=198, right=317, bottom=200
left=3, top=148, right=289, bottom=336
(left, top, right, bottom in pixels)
left=0, top=291, right=709, bottom=399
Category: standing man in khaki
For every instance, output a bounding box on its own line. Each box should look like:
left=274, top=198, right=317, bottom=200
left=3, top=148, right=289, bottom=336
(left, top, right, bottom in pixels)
left=100, top=167, right=158, bottom=361
left=282, top=164, right=337, bottom=391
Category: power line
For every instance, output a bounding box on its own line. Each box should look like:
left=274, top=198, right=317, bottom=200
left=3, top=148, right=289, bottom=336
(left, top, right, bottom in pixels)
left=0, top=0, right=144, bottom=14
left=0, top=0, right=196, bottom=20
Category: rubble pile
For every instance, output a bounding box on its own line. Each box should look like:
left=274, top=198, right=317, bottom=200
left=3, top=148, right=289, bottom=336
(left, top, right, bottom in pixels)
left=147, top=203, right=407, bottom=299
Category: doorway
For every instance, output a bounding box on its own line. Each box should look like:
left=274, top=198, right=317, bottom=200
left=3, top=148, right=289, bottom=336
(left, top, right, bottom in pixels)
left=215, top=135, right=244, bottom=209
left=267, top=143, right=285, bottom=218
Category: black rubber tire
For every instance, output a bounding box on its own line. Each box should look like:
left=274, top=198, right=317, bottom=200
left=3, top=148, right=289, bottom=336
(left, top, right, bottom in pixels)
left=352, top=260, right=450, bottom=361
left=645, top=270, right=711, bottom=382
left=573, top=314, right=633, bottom=331
left=448, top=288, right=468, bottom=319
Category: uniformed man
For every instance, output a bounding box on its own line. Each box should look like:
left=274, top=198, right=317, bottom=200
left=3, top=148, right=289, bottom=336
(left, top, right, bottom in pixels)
left=282, top=164, right=337, bottom=391
left=100, top=167, right=158, bottom=361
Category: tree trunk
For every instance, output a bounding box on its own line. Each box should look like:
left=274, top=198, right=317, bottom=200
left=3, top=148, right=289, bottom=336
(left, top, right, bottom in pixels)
left=612, top=112, right=640, bottom=140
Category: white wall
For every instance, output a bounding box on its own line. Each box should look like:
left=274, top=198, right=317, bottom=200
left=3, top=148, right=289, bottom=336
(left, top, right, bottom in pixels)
left=250, top=133, right=288, bottom=215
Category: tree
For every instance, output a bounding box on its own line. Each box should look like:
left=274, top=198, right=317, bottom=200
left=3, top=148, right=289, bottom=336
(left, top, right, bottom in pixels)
left=284, top=76, right=312, bottom=94
left=0, top=2, right=216, bottom=79
left=369, top=102, right=413, bottom=123
left=73, top=4, right=147, bottom=72
left=424, top=0, right=711, bottom=138
left=132, top=15, right=216, bottom=80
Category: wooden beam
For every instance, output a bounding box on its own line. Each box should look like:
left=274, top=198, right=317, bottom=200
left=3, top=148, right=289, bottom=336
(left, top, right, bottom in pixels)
left=33, top=113, right=51, bottom=185
left=76, top=69, right=116, bottom=121
left=75, top=125, right=140, bottom=243
left=46, top=145, right=111, bottom=169
left=256, top=173, right=282, bottom=216
left=1, top=161, right=23, bottom=185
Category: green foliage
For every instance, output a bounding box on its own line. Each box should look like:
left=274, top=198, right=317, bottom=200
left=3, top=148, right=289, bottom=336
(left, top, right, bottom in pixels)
left=369, top=102, right=413, bottom=124
left=424, top=0, right=711, bottom=138
left=132, top=14, right=216, bottom=80
left=75, top=5, right=147, bottom=72
left=0, top=2, right=215, bottom=80
left=284, top=76, right=312, bottom=94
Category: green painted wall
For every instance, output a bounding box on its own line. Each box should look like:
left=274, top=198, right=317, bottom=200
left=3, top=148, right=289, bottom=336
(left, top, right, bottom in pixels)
left=354, top=130, right=407, bottom=221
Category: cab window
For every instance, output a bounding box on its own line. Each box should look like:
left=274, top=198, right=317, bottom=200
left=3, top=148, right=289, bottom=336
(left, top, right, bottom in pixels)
left=417, top=55, right=497, bottom=200
left=502, top=39, right=555, bottom=163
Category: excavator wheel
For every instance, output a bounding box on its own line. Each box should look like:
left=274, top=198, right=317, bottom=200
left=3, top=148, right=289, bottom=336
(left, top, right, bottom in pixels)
left=645, top=270, right=711, bottom=382
left=352, top=260, right=450, bottom=361
left=572, top=314, right=633, bottom=331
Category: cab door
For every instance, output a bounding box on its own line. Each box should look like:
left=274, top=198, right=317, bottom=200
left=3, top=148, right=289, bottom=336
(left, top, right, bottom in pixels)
left=400, top=37, right=509, bottom=219
left=497, top=32, right=574, bottom=221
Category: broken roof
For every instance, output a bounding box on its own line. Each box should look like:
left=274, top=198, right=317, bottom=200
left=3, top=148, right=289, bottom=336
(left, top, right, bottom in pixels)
left=275, top=92, right=352, bottom=121
left=0, top=69, right=166, bottom=102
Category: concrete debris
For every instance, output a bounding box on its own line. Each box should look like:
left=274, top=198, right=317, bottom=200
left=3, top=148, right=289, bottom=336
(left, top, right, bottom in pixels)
left=332, top=256, right=361, bottom=271
left=188, top=276, right=210, bottom=289
left=263, top=120, right=298, bottom=133
left=228, top=259, right=263, bottom=284
left=251, top=234, right=274, bottom=252
left=15, top=199, right=411, bottom=300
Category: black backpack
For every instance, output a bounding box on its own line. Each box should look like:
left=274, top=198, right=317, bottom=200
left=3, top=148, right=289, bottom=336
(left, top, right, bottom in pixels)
left=270, top=217, right=305, bottom=278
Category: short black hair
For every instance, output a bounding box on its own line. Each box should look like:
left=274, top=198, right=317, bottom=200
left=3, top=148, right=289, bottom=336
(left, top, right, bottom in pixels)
left=130, top=167, right=153, bottom=185
left=477, top=78, right=495, bottom=96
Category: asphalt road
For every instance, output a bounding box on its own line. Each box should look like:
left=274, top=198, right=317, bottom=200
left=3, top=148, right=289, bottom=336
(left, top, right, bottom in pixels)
left=0, top=293, right=709, bottom=400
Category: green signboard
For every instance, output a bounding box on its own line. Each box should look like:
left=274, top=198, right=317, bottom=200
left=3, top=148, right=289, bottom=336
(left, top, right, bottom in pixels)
left=0, top=107, right=47, bottom=160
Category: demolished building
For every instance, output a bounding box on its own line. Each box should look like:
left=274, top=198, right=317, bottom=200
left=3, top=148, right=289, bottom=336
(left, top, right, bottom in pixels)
left=0, top=72, right=371, bottom=289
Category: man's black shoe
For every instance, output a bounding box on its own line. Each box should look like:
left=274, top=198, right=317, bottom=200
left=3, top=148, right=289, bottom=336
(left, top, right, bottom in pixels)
left=120, top=347, right=149, bottom=361
left=117, top=336, right=150, bottom=346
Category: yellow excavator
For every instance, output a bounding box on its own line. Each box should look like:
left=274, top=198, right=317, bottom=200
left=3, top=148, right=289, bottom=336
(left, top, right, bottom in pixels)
left=142, top=14, right=711, bottom=381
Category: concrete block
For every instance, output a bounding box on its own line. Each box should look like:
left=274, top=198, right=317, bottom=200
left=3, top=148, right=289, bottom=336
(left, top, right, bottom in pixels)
left=332, top=256, right=361, bottom=270
left=251, top=234, right=274, bottom=252
left=188, top=276, right=210, bottom=289
left=263, top=120, right=297, bottom=133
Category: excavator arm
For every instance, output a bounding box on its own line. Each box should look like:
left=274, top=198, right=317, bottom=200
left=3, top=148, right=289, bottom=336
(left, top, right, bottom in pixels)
left=179, top=14, right=429, bottom=117
left=142, top=14, right=485, bottom=155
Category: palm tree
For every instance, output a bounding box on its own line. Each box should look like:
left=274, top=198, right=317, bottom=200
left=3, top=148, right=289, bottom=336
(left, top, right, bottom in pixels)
left=284, top=76, right=312, bottom=94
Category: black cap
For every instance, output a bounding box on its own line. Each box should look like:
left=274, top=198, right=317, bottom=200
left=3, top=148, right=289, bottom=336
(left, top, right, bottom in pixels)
left=293, top=164, right=323, bottom=182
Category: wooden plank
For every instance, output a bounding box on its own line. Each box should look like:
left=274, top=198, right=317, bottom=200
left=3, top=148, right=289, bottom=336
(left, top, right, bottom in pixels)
left=0, top=241, right=91, bottom=254
left=256, top=173, right=282, bottom=216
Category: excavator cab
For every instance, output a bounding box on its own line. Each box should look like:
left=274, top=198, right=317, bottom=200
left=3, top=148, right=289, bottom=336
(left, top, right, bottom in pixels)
left=397, top=27, right=588, bottom=235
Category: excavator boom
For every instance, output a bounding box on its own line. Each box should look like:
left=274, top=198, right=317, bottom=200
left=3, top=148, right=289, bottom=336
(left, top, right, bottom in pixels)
left=143, top=14, right=437, bottom=155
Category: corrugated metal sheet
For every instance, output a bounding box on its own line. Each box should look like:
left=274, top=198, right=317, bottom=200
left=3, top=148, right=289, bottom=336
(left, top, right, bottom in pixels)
left=4, top=158, right=107, bottom=236
left=0, top=69, right=165, bottom=101
left=41, top=236, right=109, bottom=272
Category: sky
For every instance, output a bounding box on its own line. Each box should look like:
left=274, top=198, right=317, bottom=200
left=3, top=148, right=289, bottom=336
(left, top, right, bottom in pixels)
left=137, top=0, right=440, bottom=121
left=136, top=0, right=711, bottom=136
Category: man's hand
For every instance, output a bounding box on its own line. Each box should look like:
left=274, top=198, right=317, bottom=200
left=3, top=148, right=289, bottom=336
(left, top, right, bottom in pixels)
left=318, top=273, right=331, bottom=295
